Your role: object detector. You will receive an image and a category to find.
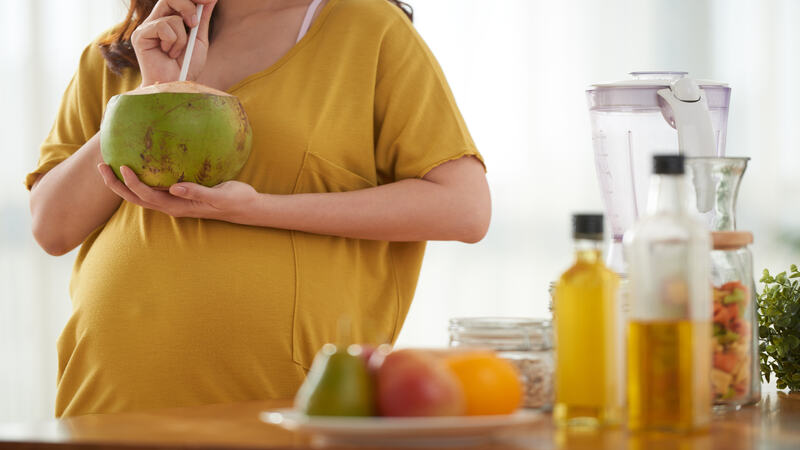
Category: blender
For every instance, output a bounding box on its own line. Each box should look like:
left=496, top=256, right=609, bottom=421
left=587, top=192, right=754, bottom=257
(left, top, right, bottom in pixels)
left=586, top=72, right=732, bottom=273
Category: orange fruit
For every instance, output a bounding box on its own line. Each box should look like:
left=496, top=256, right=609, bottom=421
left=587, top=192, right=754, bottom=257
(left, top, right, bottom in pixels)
left=444, top=351, right=522, bottom=415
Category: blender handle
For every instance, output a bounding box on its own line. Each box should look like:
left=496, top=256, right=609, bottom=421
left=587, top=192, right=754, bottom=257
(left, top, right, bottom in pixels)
left=658, top=77, right=717, bottom=213
left=657, top=78, right=718, bottom=157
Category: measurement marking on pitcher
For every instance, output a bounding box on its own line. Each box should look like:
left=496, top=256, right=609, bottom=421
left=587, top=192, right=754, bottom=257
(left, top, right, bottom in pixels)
left=627, top=130, right=639, bottom=219
left=595, top=133, right=615, bottom=196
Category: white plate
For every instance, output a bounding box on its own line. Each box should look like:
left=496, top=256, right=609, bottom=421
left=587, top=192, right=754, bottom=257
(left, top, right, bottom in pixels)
left=260, top=408, right=542, bottom=447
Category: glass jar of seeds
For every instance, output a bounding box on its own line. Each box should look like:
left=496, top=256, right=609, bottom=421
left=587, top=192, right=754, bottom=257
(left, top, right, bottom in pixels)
left=448, top=317, right=554, bottom=410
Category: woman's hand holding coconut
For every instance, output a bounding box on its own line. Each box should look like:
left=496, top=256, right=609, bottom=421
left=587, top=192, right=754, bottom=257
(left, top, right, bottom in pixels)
left=97, top=0, right=261, bottom=225
left=97, top=164, right=258, bottom=223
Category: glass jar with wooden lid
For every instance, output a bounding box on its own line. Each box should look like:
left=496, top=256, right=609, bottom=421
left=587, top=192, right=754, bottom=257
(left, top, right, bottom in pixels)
left=710, top=231, right=760, bottom=408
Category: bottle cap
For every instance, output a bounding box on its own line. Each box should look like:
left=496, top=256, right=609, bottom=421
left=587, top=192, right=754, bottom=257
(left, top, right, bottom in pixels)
left=573, top=214, right=604, bottom=240
left=653, top=154, right=685, bottom=175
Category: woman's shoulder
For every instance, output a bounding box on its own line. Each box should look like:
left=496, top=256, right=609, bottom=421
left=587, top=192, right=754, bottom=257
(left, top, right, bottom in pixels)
left=328, top=0, right=411, bottom=35
left=321, top=0, right=421, bottom=56
left=334, top=0, right=408, bottom=21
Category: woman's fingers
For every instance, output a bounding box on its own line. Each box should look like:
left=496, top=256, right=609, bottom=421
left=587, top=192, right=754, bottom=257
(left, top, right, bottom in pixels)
left=100, top=165, right=190, bottom=216
left=157, top=18, right=180, bottom=54
left=119, top=166, right=173, bottom=205
left=133, top=0, right=215, bottom=85
left=148, top=0, right=209, bottom=27
left=132, top=16, right=186, bottom=54
left=98, top=164, right=156, bottom=209
left=170, top=182, right=216, bottom=202
left=197, top=0, right=218, bottom=44
left=165, top=17, right=189, bottom=59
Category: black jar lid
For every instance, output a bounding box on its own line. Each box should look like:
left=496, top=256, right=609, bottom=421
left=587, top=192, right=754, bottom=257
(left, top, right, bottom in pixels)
left=653, top=154, right=685, bottom=174
left=573, top=213, right=603, bottom=240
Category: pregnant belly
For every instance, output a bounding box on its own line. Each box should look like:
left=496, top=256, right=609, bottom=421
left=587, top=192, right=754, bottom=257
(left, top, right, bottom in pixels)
left=55, top=208, right=303, bottom=416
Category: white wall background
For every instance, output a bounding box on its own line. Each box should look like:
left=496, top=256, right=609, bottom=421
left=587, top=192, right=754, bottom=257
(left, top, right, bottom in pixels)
left=1, top=0, right=798, bottom=421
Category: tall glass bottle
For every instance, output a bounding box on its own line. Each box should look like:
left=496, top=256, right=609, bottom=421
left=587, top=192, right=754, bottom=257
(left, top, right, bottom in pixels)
left=624, top=155, right=712, bottom=432
left=554, top=214, right=622, bottom=427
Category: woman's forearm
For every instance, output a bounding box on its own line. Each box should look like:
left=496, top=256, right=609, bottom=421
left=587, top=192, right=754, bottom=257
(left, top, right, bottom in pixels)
left=30, top=133, right=122, bottom=255
left=239, top=157, right=491, bottom=242
left=97, top=154, right=490, bottom=243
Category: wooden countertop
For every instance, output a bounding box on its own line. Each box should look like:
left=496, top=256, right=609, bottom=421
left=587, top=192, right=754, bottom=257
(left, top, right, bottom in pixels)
left=1, top=389, right=798, bottom=450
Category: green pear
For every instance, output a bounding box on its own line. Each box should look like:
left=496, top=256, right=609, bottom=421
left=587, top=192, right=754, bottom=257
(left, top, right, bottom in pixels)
left=294, top=344, right=376, bottom=416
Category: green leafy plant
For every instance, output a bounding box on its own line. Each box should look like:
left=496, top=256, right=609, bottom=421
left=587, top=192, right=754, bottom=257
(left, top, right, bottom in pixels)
left=758, top=265, right=800, bottom=391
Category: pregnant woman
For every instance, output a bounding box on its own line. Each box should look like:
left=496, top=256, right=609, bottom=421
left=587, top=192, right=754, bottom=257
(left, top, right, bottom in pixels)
left=26, top=0, right=489, bottom=417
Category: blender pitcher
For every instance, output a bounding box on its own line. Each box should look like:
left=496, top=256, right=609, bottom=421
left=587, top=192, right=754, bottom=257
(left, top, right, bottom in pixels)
left=587, top=72, right=731, bottom=273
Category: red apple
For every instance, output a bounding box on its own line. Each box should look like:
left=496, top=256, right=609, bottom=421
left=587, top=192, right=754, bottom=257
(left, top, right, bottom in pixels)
left=376, top=349, right=466, bottom=417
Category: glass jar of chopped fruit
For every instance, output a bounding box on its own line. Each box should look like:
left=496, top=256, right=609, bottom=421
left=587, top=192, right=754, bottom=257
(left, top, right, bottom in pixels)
left=710, top=231, right=760, bottom=408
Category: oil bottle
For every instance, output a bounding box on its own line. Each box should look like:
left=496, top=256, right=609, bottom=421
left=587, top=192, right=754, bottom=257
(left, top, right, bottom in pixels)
left=624, top=154, right=712, bottom=432
left=554, top=214, right=622, bottom=427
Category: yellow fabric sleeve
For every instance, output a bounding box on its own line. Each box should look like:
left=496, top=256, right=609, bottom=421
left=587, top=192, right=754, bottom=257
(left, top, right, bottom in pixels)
left=373, top=14, right=484, bottom=184
left=25, top=42, right=107, bottom=190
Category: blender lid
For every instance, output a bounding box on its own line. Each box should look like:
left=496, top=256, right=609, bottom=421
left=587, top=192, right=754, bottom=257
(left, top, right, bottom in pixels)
left=587, top=71, right=731, bottom=110
left=591, top=71, right=729, bottom=88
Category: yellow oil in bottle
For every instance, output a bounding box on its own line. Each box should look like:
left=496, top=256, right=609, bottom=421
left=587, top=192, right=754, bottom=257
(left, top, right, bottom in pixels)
left=627, top=320, right=711, bottom=432
left=554, top=244, right=621, bottom=427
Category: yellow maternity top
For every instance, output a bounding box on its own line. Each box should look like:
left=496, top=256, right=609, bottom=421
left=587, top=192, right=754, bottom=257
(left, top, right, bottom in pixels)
left=26, top=0, right=481, bottom=417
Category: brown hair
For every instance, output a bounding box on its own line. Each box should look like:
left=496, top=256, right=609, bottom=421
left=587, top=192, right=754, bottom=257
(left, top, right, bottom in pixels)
left=98, top=0, right=413, bottom=75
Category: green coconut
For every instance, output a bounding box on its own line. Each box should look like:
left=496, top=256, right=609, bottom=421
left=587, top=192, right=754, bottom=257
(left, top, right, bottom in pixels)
left=100, top=81, right=252, bottom=189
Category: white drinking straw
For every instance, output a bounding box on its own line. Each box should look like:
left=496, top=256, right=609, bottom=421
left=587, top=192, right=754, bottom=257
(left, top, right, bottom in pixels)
left=178, top=4, right=204, bottom=82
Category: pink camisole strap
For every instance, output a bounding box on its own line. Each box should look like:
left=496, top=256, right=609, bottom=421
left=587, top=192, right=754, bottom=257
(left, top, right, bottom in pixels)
left=296, top=0, right=325, bottom=43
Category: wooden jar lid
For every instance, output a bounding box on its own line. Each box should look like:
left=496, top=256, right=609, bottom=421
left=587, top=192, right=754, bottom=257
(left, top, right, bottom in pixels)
left=711, top=231, right=754, bottom=250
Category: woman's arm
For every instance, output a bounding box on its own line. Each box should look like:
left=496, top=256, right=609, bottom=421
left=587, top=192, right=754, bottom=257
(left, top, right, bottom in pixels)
left=30, top=133, right=123, bottom=256
left=29, top=0, right=218, bottom=256
left=98, top=155, right=491, bottom=243
left=246, top=156, right=490, bottom=242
